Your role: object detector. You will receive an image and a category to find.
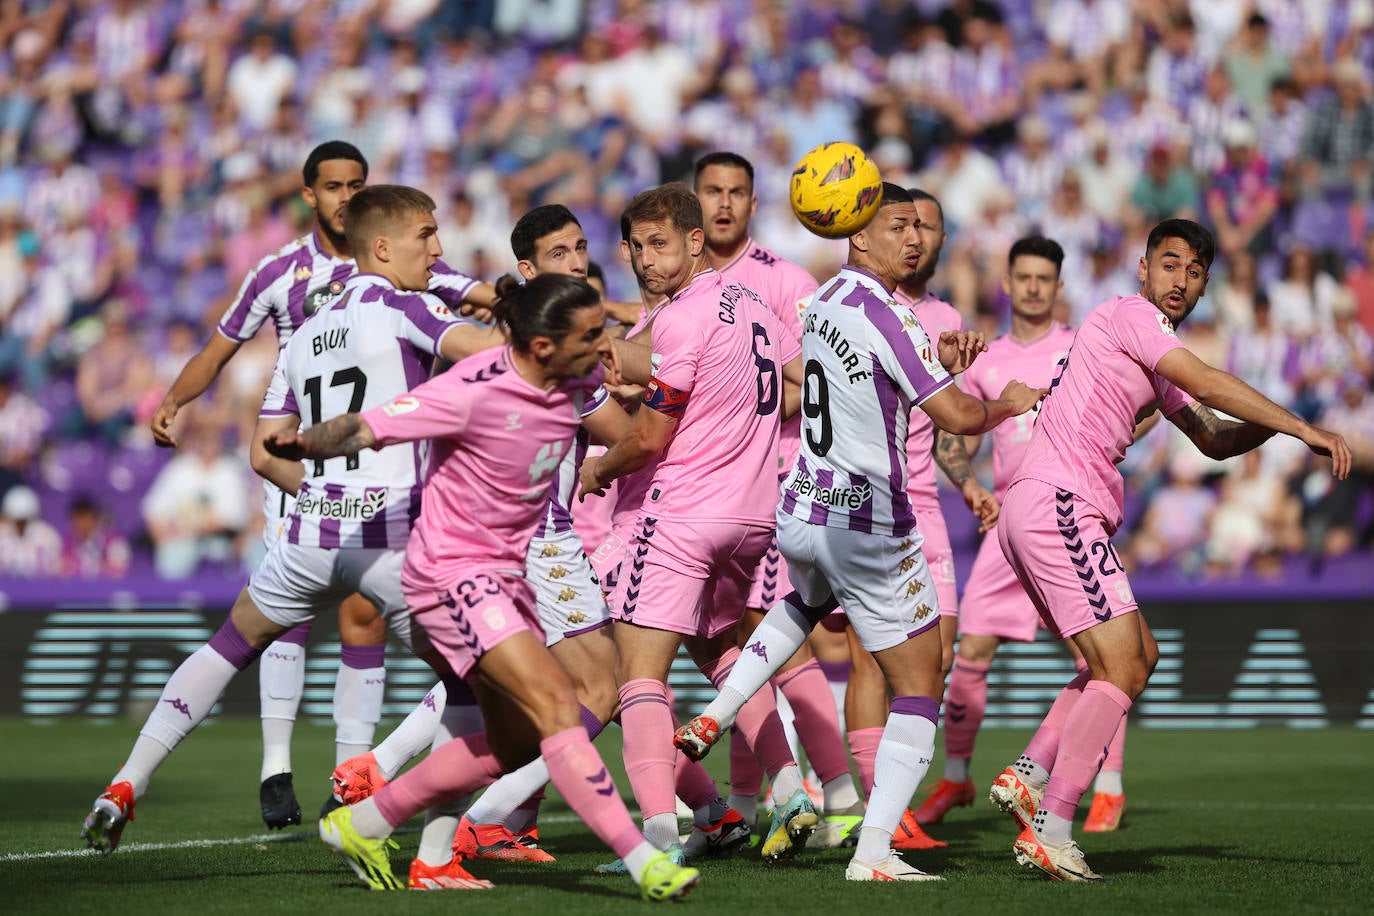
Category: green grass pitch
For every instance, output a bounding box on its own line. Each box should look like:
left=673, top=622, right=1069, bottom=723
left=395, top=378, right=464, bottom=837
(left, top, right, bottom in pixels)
left=1, top=718, right=1370, bottom=914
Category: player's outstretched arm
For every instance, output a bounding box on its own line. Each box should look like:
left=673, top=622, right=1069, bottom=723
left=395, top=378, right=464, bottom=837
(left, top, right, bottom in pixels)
left=609, top=337, right=654, bottom=386
left=250, top=413, right=306, bottom=495
left=151, top=333, right=242, bottom=448
left=935, top=429, right=999, bottom=531
left=920, top=380, right=1047, bottom=437
left=264, top=413, right=377, bottom=462
left=1155, top=348, right=1353, bottom=477
left=582, top=396, right=632, bottom=447
left=438, top=322, right=507, bottom=363
left=578, top=396, right=676, bottom=499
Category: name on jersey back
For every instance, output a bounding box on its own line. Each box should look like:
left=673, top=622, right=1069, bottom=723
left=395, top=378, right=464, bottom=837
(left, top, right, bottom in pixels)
left=804, top=311, right=871, bottom=383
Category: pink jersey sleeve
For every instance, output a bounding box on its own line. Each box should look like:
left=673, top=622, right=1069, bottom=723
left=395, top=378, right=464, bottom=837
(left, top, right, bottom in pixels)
left=1153, top=372, right=1195, bottom=417
left=362, top=369, right=471, bottom=446
left=649, top=304, right=705, bottom=395
left=1114, top=297, right=1187, bottom=372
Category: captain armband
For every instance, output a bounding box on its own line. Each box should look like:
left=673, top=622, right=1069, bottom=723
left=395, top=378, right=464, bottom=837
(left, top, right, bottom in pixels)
left=643, top=377, right=690, bottom=418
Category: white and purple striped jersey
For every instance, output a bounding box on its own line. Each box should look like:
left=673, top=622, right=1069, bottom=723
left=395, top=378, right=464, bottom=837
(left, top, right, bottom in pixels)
left=779, top=266, right=953, bottom=537
left=533, top=390, right=611, bottom=541
left=218, top=230, right=480, bottom=347
left=259, top=273, right=463, bottom=549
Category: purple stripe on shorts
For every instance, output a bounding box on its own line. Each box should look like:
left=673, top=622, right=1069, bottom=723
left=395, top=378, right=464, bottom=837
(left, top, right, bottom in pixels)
left=340, top=643, right=386, bottom=669
left=317, top=482, right=343, bottom=548
left=890, top=694, right=940, bottom=725
left=209, top=617, right=263, bottom=671
left=563, top=618, right=611, bottom=641
left=276, top=621, right=312, bottom=646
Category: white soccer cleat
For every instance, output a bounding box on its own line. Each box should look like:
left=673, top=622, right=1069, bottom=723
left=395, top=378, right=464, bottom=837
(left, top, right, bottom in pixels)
left=989, top=766, right=1044, bottom=830
left=1013, top=825, right=1106, bottom=883
left=845, top=851, right=945, bottom=882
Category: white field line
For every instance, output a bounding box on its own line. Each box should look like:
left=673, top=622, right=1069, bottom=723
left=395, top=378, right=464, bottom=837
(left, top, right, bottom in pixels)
left=2, top=814, right=586, bottom=862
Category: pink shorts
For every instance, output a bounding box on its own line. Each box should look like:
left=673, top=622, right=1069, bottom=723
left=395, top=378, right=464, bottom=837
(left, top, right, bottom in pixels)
left=997, top=479, right=1138, bottom=640
left=914, top=505, right=958, bottom=618
left=407, top=567, right=541, bottom=679
left=746, top=533, right=790, bottom=610
left=609, top=513, right=772, bottom=639
left=958, top=527, right=1042, bottom=642
left=589, top=520, right=633, bottom=591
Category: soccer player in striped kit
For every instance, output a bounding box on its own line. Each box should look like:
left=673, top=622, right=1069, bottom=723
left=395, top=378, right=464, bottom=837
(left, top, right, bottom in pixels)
left=80, top=185, right=501, bottom=857
left=692, top=151, right=865, bottom=845
left=675, top=184, right=1045, bottom=882
left=147, top=141, right=494, bottom=829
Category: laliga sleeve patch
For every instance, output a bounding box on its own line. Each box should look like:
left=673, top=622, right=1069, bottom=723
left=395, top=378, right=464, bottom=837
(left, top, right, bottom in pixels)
left=643, top=377, right=690, bottom=418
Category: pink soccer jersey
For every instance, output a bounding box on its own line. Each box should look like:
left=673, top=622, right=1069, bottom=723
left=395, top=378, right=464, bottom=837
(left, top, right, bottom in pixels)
left=719, top=239, right=819, bottom=478
left=360, top=346, right=605, bottom=594
left=645, top=269, right=801, bottom=526
left=961, top=322, right=1078, bottom=499
left=895, top=290, right=963, bottom=510
left=1012, top=295, right=1195, bottom=531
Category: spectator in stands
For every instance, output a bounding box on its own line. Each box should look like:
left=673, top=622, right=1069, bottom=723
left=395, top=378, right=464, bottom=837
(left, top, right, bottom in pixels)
left=0, top=484, right=60, bottom=577
left=1344, top=230, right=1374, bottom=338
left=63, top=299, right=153, bottom=446
left=1228, top=292, right=1298, bottom=409
left=1268, top=243, right=1343, bottom=340
left=1187, top=66, right=1246, bottom=175
left=778, top=65, right=856, bottom=168
left=1211, top=248, right=1260, bottom=333
left=0, top=369, right=47, bottom=495
left=1261, top=77, right=1310, bottom=170
left=1002, top=115, right=1060, bottom=224
left=1124, top=451, right=1218, bottom=573
left=141, top=420, right=250, bottom=579
left=1320, top=372, right=1374, bottom=471
left=1223, top=12, right=1290, bottom=120
left=1204, top=448, right=1291, bottom=577
left=1130, top=141, right=1200, bottom=224
left=1077, top=121, right=1137, bottom=223
left=225, top=30, right=298, bottom=131
left=1295, top=289, right=1374, bottom=420
left=1301, top=58, right=1374, bottom=206
left=1146, top=12, right=1207, bottom=115
left=61, top=493, right=130, bottom=578
left=1205, top=118, right=1279, bottom=260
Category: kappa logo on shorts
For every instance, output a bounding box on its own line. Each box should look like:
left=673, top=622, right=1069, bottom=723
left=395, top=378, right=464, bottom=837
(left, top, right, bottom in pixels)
left=899, top=555, right=917, bottom=573
left=540, top=543, right=563, bottom=558
left=548, top=565, right=570, bottom=580
left=894, top=538, right=916, bottom=553
left=913, top=603, right=933, bottom=622
left=557, top=586, right=579, bottom=603
left=566, top=609, right=588, bottom=624
left=905, top=579, right=925, bottom=597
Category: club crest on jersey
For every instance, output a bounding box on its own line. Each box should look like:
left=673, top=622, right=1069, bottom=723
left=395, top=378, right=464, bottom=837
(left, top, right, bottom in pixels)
left=304, top=279, right=346, bottom=316
left=1156, top=312, right=1177, bottom=337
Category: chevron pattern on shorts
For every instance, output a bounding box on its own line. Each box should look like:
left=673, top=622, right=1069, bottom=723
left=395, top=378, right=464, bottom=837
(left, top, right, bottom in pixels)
left=1056, top=489, right=1112, bottom=623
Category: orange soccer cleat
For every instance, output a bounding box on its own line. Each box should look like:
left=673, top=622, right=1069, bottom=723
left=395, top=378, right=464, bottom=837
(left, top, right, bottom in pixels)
left=1083, top=792, right=1126, bottom=833
left=407, top=857, right=496, bottom=890
left=913, top=778, right=976, bottom=825
left=890, top=808, right=948, bottom=850
left=452, top=817, right=557, bottom=863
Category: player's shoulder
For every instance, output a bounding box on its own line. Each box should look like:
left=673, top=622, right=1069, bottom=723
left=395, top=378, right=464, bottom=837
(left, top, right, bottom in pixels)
left=245, top=234, right=313, bottom=285
left=746, top=240, right=815, bottom=281
left=448, top=344, right=512, bottom=386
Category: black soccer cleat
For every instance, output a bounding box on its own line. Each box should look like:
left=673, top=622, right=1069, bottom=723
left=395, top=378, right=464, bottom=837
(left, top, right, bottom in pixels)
left=260, top=772, right=303, bottom=829
left=319, top=792, right=343, bottom=820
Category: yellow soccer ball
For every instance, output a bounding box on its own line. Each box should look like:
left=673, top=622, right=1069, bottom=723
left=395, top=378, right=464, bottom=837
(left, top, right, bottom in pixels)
left=789, top=141, right=883, bottom=239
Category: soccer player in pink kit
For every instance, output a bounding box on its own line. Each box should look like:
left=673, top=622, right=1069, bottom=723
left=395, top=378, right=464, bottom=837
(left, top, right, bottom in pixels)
left=694, top=152, right=865, bottom=842
left=79, top=184, right=501, bottom=857
left=994, top=219, right=1351, bottom=882
left=577, top=184, right=816, bottom=864
left=148, top=141, right=493, bottom=828
left=279, top=271, right=701, bottom=901
left=675, top=184, right=1045, bottom=882
left=917, top=236, right=1110, bottom=827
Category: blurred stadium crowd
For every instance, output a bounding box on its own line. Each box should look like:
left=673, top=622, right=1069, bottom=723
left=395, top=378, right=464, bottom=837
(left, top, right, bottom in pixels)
left=0, top=0, right=1371, bottom=582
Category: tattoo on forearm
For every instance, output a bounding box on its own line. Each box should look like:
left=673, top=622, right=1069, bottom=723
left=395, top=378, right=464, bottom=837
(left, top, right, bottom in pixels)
left=935, top=429, right=975, bottom=487
left=301, top=414, right=369, bottom=459
left=1179, top=403, right=1276, bottom=459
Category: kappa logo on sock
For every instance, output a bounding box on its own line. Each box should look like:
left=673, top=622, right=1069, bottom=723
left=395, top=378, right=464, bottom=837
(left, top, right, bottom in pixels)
left=745, top=640, right=769, bottom=663
left=423, top=692, right=437, bottom=710
left=163, top=697, right=192, bottom=720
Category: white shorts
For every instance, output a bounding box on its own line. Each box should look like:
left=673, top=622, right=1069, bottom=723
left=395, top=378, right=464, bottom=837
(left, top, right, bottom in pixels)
left=777, top=512, right=940, bottom=653
left=526, top=527, right=610, bottom=648
left=248, top=540, right=412, bottom=644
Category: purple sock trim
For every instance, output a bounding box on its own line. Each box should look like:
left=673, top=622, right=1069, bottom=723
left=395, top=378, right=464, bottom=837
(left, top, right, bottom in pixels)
left=890, top=695, right=940, bottom=725
left=339, top=643, right=386, bottom=669
left=580, top=704, right=606, bottom=739
left=441, top=671, right=477, bottom=705
left=275, top=621, right=312, bottom=647
left=816, top=658, right=849, bottom=683
left=209, top=618, right=263, bottom=671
